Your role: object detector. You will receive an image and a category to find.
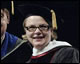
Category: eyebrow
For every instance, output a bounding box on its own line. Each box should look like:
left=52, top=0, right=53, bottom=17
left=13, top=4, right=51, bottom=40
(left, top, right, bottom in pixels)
left=27, top=24, right=49, bottom=27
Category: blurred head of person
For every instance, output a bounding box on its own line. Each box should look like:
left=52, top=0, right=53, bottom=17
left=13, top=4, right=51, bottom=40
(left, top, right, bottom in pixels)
left=1, top=1, right=11, bottom=43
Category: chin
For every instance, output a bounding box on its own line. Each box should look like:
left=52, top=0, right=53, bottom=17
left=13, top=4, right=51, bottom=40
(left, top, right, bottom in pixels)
left=33, top=41, right=46, bottom=48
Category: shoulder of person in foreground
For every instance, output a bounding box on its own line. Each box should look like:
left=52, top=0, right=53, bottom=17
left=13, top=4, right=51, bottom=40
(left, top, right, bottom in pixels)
left=1, top=36, right=32, bottom=63
left=51, top=46, right=79, bottom=63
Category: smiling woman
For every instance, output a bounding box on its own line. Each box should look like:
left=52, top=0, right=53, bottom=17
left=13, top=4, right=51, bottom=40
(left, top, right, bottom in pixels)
left=16, top=4, right=79, bottom=63
left=24, top=16, right=52, bottom=49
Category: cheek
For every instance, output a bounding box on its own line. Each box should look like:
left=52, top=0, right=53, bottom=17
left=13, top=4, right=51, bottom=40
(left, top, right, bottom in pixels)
left=26, top=32, right=34, bottom=45
left=45, top=31, right=52, bottom=42
left=1, top=20, right=7, bottom=29
left=1, top=22, right=7, bottom=35
left=26, top=31, right=32, bottom=40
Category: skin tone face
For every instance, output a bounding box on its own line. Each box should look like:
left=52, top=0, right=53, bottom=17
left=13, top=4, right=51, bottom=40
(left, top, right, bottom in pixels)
left=1, top=9, right=9, bottom=41
left=24, top=16, right=52, bottom=50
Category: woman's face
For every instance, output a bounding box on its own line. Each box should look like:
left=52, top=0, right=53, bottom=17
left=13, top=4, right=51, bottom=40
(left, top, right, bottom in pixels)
left=24, top=16, right=52, bottom=49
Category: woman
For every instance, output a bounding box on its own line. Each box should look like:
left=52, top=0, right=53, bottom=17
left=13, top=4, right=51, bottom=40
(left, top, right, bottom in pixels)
left=17, top=4, right=79, bottom=63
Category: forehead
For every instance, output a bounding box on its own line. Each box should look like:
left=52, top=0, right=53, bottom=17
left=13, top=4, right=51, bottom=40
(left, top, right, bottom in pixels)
left=25, top=16, right=48, bottom=26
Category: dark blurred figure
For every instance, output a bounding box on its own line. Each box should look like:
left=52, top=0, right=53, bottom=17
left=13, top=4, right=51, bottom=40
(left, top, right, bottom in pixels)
left=1, top=1, right=32, bottom=63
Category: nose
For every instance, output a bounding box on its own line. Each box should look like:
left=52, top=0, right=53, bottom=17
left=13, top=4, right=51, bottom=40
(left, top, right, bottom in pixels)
left=34, top=28, right=42, bottom=35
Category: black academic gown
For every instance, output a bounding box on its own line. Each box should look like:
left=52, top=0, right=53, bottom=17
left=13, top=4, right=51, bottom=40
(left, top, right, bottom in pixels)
left=29, top=46, right=79, bottom=63
left=1, top=41, right=32, bottom=63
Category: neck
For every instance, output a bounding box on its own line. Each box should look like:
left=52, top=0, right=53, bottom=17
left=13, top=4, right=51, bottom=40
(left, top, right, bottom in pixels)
left=34, top=43, right=49, bottom=51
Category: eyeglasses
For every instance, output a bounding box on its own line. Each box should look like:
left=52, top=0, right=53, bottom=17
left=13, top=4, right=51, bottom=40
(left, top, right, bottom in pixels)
left=25, top=25, right=51, bottom=32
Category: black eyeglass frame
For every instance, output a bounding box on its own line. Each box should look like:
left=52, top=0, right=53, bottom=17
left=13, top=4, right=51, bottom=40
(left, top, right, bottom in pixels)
left=25, top=25, right=51, bottom=32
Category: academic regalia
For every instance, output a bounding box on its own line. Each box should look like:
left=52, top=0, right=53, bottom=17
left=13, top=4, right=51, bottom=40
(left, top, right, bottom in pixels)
left=1, top=32, right=32, bottom=63
left=1, top=32, right=18, bottom=58
left=15, top=4, right=79, bottom=63
left=28, top=40, right=79, bottom=63
left=16, top=4, right=52, bottom=27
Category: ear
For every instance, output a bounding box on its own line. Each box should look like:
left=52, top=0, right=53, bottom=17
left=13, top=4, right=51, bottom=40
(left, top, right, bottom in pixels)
left=4, top=9, right=10, bottom=24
